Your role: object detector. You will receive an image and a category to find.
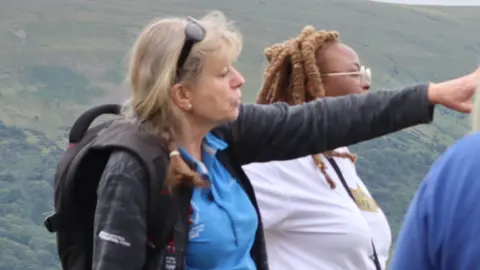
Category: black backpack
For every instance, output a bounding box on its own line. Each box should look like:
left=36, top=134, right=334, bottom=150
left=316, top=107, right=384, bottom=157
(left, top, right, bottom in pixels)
left=44, top=104, right=192, bottom=270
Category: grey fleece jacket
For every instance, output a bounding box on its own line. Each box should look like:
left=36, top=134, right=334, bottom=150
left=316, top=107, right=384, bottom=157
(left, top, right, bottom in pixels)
left=92, top=84, right=434, bottom=270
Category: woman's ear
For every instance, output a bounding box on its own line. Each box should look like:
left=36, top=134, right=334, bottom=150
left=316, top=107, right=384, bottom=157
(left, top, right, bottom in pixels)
left=171, top=83, right=193, bottom=111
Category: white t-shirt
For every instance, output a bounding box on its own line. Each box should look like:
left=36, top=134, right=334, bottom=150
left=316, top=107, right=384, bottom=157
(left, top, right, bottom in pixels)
left=242, top=147, right=392, bottom=270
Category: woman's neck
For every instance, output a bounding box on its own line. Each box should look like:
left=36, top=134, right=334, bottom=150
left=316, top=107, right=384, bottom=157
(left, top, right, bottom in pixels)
left=176, top=120, right=212, bottom=161
left=179, top=139, right=203, bottom=161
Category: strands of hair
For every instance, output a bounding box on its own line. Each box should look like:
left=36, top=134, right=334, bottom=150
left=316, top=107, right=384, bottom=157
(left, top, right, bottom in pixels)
left=257, top=25, right=357, bottom=189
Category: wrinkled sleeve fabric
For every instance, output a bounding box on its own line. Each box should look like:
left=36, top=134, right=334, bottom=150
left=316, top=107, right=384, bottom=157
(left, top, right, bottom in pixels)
left=390, top=133, right=480, bottom=270
left=92, top=150, right=149, bottom=270
left=230, top=84, right=433, bottom=165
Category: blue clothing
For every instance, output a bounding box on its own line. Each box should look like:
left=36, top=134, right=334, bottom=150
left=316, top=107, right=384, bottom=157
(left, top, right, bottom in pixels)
left=390, top=132, right=480, bottom=270
left=179, top=133, right=258, bottom=270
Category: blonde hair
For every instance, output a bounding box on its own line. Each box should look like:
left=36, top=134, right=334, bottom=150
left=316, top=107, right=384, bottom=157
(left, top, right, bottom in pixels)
left=122, top=11, right=242, bottom=190
left=257, top=26, right=356, bottom=189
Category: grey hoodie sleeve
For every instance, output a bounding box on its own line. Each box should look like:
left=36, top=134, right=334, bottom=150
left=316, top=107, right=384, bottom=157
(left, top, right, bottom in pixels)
left=92, top=150, right=148, bottom=270
left=231, top=84, right=433, bottom=165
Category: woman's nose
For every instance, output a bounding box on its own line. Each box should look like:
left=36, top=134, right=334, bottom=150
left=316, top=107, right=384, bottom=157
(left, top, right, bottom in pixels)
left=231, top=67, right=245, bottom=89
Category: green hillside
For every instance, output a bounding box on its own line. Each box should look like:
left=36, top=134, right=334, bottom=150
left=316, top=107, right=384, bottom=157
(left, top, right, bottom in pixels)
left=0, top=0, right=479, bottom=268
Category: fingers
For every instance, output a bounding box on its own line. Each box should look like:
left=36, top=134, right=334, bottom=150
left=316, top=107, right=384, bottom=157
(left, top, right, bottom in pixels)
left=461, top=102, right=473, bottom=114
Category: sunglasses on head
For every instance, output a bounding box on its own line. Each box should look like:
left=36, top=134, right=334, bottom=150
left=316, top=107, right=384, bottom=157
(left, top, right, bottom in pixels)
left=176, top=17, right=206, bottom=74
left=322, top=65, right=372, bottom=84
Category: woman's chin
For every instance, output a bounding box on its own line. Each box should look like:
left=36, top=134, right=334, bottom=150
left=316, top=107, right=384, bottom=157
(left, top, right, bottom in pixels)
left=220, top=108, right=240, bottom=123
left=229, top=107, right=240, bottom=120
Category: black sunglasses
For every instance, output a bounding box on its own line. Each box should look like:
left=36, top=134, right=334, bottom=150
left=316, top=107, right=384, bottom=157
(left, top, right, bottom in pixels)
left=176, top=17, right=206, bottom=74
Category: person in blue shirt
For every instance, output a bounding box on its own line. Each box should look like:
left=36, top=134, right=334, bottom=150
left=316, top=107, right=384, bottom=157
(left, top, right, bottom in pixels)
left=390, top=130, right=480, bottom=269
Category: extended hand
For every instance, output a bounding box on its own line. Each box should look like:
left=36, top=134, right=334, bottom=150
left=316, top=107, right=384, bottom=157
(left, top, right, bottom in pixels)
left=428, top=68, right=480, bottom=113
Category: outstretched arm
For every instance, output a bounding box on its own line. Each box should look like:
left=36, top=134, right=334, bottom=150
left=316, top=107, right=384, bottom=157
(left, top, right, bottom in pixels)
left=230, top=84, right=433, bottom=165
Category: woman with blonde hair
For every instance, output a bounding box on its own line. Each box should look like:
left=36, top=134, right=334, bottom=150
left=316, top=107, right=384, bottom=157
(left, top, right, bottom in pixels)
left=242, top=26, right=478, bottom=270
left=91, top=11, right=478, bottom=270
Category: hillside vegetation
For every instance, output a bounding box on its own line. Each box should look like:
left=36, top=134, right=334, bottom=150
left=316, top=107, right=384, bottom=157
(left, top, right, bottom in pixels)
left=0, top=0, right=479, bottom=269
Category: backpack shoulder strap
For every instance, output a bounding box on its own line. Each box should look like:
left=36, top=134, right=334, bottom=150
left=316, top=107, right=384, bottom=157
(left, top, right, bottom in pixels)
left=326, top=157, right=381, bottom=270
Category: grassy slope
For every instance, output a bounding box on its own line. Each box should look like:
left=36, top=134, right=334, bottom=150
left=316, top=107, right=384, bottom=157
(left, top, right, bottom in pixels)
left=0, top=0, right=479, bottom=268
left=0, top=0, right=477, bottom=141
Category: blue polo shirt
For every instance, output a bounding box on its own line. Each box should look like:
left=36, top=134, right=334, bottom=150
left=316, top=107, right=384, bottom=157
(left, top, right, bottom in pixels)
left=179, top=133, right=258, bottom=270
left=390, top=132, right=480, bottom=270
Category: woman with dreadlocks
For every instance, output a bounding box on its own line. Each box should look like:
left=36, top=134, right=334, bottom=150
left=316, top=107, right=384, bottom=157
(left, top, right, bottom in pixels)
left=243, top=26, right=430, bottom=270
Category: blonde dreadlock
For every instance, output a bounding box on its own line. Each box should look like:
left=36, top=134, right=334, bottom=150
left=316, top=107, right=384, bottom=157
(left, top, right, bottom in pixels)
left=257, top=26, right=357, bottom=189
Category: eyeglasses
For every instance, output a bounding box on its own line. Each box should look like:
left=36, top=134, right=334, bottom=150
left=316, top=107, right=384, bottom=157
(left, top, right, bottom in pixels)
left=176, top=17, right=206, bottom=75
left=322, top=65, right=372, bottom=84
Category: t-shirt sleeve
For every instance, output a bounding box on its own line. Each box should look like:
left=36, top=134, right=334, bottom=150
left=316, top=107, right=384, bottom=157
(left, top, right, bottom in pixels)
left=242, top=162, right=292, bottom=229
left=390, top=133, right=480, bottom=270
